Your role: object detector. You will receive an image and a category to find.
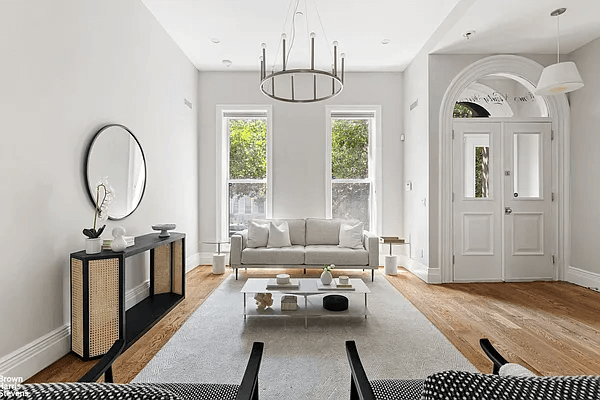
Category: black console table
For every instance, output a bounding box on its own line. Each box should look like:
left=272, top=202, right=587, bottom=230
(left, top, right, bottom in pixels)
left=70, top=232, right=185, bottom=360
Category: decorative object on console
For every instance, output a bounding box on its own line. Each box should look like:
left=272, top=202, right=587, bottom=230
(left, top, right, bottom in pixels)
left=83, top=179, right=114, bottom=254
left=321, top=264, right=335, bottom=285
left=103, top=236, right=134, bottom=250
left=152, top=223, right=176, bottom=238
left=276, top=273, right=290, bottom=285
left=281, top=295, right=298, bottom=311
left=110, top=226, right=127, bottom=252
left=85, top=124, right=147, bottom=220
left=338, top=276, right=349, bottom=285
left=254, top=293, right=273, bottom=311
left=259, top=0, right=345, bottom=103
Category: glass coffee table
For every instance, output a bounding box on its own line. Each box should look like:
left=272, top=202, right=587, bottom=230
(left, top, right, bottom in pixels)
left=240, top=278, right=371, bottom=328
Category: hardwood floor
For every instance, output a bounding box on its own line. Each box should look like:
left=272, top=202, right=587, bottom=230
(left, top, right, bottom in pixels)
left=26, top=266, right=229, bottom=384
left=385, top=268, right=600, bottom=376
left=27, top=266, right=600, bottom=383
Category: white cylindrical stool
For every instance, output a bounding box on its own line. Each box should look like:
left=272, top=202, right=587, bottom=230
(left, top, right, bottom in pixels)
left=212, top=253, right=226, bottom=274
left=384, top=255, right=398, bottom=275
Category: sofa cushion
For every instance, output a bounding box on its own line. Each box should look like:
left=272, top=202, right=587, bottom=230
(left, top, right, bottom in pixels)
left=242, top=245, right=305, bottom=265
left=253, top=219, right=306, bottom=246
left=306, top=218, right=344, bottom=245
left=305, top=245, right=368, bottom=266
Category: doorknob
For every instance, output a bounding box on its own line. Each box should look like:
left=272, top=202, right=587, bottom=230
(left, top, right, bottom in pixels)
left=505, top=207, right=512, bottom=215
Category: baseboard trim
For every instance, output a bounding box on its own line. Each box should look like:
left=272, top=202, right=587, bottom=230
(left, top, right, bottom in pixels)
left=0, top=325, right=70, bottom=380
left=198, top=252, right=214, bottom=267
left=567, top=266, right=600, bottom=292
left=186, top=252, right=203, bottom=272
left=125, top=280, right=150, bottom=310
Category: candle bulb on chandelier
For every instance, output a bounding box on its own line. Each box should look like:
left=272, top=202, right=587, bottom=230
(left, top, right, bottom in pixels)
left=333, top=41, right=338, bottom=76
left=310, top=32, right=315, bottom=70
left=282, top=34, right=287, bottom=71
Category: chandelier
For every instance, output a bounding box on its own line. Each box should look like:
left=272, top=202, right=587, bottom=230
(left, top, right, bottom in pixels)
left=259, top=0, right=345, bottom=103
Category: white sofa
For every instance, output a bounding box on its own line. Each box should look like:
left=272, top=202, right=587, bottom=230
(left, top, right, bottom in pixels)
left=230, top=218, right=379, bottom=281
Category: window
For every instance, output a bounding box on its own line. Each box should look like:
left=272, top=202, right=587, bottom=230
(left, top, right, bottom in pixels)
left=326, top=107, right=381, bottom=233
left=217, top=107, right=272, bottom=239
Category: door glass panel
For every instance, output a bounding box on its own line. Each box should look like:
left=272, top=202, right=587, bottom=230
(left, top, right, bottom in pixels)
left=513, top=133, right=540, bottom=198
left=463, top=133, right=490, bottom=198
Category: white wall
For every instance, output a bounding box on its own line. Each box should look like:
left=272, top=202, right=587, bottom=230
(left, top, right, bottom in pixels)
left=198, top=72, right=403, bottom=254
left=568, top=37, right=600, bottom=285
left=402, top=52, right=430, bottom=279
left=0, top=0, right=199, bottom=378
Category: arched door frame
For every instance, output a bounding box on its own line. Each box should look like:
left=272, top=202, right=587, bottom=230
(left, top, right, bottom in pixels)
left=438, top=55, right=570, bottom=283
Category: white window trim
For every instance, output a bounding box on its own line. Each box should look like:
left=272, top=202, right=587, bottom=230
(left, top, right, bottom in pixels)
left=216, top=105, right=273, bottom=241
left=325, top=105, right=383, bottom=235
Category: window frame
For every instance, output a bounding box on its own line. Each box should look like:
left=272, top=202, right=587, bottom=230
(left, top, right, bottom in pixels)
left=216, top=105, right=273, bottom=241
left=325, top=106, right=382, bottom=234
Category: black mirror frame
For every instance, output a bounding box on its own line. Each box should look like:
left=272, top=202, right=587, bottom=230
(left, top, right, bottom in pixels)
left=84, top=124, right=147, bottom=221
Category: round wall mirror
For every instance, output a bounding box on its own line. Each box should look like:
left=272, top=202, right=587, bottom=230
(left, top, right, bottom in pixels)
left=85, top=124, right=147, bottom=220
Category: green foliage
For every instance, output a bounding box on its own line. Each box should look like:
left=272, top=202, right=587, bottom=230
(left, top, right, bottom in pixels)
left=475, top=146, right=489, bottom=198
left=453, top=103, right=473, bottom=118
left=331, top=119, right=369, bottom=179
left=229, top=119, right=267, bottom=179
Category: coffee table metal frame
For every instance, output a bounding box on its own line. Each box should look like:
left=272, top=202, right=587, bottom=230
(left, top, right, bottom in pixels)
left=241, top=278, right=370, bottom=328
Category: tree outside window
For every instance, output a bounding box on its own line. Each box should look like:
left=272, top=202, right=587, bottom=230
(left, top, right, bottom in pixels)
left=331, top=119, right=371, bottom=230
left=228, top=118, right=267, bottom=236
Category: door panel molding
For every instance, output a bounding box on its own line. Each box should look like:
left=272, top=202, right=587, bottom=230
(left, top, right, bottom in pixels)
left=439, top=55, right=570, bottom=283
left=462, top=212, right=494, bottom=255
left=511, top=212, right=544, bottom=255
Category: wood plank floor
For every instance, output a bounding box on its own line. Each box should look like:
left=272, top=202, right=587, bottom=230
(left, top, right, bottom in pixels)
left=27, top=266, right=600, bottom=383
left=385, top=268, right=600, bottom=376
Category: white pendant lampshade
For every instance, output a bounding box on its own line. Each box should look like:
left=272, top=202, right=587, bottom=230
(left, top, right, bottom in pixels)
left=535, top=61, right=584, bottom=95
left=534, top=7, right=584, bottom=96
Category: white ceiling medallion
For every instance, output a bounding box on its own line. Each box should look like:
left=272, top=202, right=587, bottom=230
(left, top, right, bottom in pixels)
left=259, top=0, right=345, bottom=103
left=535, top=8, right=584, bottom=96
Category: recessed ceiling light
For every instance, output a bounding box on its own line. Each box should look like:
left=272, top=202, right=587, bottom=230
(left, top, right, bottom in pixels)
left=463, top=30, right=476, bottom=40
left=382, top=39, right=391, bottom=45
left=211, top=37, right=220, bottom=43
left=222, top=60, right=232, bottom=67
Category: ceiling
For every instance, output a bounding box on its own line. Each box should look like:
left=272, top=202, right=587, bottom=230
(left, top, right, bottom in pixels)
left=433, top=0, right=600, bottom=55
left=141, top=0, right=600, bottom=72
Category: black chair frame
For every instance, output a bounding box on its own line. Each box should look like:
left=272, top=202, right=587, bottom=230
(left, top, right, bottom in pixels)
left=77, top=340, right=264, bottom=400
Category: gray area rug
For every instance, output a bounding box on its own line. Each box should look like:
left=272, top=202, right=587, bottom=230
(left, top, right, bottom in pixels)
left=133, top=272, right=476, bottom=399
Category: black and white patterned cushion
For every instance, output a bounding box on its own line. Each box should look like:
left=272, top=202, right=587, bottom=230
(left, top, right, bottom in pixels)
left=7, top=382, right=180, bottom=399
left=370, top=379, right=424, bottom=400
left=422, top=370, right=600, bottom=400
left=133, top=383, right=240, bottom=400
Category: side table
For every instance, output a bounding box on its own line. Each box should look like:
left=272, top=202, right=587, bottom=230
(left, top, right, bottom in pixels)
left=204, top=240, right=229, bottom=274
left=380, top=237, right=410, bottom=275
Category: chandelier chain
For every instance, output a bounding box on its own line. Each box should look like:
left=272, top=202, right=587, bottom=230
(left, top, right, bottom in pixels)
left=271, top=0, right=296, bottom=72
left=556, top=12, right=560, bottom=64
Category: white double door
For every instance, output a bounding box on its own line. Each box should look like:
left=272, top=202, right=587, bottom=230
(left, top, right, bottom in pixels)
left=452, top=120, right=554, bottom=282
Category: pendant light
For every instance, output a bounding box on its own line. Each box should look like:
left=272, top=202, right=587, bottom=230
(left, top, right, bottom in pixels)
left=535, top=8, right=584, bottom=96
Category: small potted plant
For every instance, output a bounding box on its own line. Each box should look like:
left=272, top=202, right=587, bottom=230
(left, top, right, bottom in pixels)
left=83, top=179, right=114, bottom=254
left=321, top=263, right=335, bottom=285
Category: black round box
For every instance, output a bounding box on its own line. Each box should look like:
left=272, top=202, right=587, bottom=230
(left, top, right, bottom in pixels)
left=323, top=295, right=348, bottom=311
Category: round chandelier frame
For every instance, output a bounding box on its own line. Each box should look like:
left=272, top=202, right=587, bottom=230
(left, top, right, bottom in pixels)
left=259, top=0, right=345, bottom=103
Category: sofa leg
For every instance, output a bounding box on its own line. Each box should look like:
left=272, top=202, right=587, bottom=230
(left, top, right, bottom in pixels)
left=236, top=268, right=238, bottom=280
left=371, top=269, right=374, bottom=282
left=304, top=268, right=306, bottom=274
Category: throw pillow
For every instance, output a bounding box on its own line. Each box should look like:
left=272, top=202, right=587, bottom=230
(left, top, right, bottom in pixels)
left=247, top=220, right=269, bottom=248
left=338, top=221, right=364, bottom=249
left=267, top=221, right=292, bottom=248
left=499, top=363, right=536, bottom=377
